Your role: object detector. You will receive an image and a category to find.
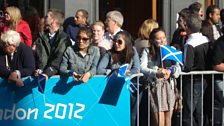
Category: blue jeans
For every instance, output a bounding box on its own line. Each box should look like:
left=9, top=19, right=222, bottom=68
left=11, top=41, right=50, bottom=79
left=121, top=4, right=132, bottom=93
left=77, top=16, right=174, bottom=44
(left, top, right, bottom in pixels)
left=182, top=79, right=207, bottom=126
left=214, top=80, right=224, bottom=105
left=214, top=80, right=224, bottom=125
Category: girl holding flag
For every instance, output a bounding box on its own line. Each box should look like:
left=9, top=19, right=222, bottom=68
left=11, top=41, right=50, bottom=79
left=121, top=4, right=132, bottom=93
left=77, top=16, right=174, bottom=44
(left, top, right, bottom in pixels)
left=140, top=28, right=181, bottom=126
left=97, top=30, right=141, bottom=126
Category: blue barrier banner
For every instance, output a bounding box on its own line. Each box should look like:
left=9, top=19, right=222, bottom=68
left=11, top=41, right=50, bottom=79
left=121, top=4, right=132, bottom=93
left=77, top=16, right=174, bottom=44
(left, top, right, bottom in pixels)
left=0, top=76, right=130, bottom=126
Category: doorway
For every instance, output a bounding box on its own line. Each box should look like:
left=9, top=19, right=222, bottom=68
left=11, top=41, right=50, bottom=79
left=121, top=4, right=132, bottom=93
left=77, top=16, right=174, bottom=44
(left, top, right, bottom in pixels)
left=99, top=0, right=161, bottom=39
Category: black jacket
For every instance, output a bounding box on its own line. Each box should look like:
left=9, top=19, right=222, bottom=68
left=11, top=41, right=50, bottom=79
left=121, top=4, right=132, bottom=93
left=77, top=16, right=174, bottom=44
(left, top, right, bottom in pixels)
left=0, top=43, right=35, bottom=78
left=183, top=33, right=210, bottom=72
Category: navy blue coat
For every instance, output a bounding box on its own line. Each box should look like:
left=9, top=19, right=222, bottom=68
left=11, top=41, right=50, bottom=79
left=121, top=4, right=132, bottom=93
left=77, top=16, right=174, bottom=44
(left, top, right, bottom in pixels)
left=0, top=43, right=35, bottom=78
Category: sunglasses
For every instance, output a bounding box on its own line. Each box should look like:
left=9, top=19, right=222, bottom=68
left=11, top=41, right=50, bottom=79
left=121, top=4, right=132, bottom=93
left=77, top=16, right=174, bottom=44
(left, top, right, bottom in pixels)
left=113, top=39, right=123, bottom=45
left=77, top=36, right=90, bottom=43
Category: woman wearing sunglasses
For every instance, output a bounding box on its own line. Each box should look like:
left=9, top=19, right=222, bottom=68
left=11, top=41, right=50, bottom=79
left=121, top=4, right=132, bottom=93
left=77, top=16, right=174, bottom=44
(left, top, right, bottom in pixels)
left=140, top=28, right=181, bottom=126
left=59, top=27, right=100, bottom=83
left=97, top=30, right=140, bottom=126
left=3, top=6, right=32, bottom=47
left=97, top=30, right=140, bottom=75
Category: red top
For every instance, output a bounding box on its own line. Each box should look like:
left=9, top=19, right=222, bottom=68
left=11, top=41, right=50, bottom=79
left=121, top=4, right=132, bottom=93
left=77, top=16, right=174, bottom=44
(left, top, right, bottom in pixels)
left=3, top=20, right=32, bottom=47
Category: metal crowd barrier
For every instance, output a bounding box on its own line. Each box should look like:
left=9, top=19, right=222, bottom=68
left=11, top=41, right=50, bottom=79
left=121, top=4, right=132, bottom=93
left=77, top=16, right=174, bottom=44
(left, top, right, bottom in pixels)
left=135, top=71, right=224, bottom=126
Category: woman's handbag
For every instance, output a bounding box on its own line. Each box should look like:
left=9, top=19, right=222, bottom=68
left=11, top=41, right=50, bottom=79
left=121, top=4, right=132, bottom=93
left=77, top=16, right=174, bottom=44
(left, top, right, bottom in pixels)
left=173, top=87, right=183, bottom=113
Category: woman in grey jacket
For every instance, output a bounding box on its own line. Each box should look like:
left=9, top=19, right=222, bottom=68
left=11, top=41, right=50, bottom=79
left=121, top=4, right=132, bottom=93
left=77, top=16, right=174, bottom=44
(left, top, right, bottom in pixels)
left=60, top=27, right=100, bottom=83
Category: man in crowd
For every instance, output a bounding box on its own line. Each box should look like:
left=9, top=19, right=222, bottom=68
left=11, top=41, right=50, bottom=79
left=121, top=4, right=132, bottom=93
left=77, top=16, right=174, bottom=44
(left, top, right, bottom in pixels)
left=66, top=9, right=89, bottom=45
left=33, top=9, right=69, bottom=80
left=104, top=10, right=124, bottom=49
left=201, top=5, right=222, bottom=42
left=182, top=13, right=210, bottom=126
left=171, top=8, right=190, bottom=51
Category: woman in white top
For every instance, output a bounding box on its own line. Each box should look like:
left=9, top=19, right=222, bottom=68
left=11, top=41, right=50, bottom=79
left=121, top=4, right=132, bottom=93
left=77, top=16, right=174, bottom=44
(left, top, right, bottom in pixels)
left=140, top=28, right=181, bottom=126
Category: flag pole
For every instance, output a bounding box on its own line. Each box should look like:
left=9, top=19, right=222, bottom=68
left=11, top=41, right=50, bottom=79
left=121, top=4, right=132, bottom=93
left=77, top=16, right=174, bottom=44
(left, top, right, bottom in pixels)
left=159, top=45, right=163, bottom=126
left=160, top=45, right=164, bottom=68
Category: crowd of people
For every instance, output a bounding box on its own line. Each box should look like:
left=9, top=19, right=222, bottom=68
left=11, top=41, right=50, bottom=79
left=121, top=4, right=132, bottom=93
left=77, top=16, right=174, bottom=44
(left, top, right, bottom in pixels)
left=0, top=2, right=224, bottom=126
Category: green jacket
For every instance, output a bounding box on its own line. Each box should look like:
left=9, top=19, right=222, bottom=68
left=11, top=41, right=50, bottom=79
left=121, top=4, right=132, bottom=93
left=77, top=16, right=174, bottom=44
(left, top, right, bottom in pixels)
left=34, top=27, right=69, bottom=77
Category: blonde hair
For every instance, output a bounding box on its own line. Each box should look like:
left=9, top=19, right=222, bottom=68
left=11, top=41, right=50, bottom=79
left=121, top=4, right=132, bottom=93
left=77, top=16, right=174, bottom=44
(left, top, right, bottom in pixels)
left=91, top=20, right=105, bottom=30
left=106, top=10, right=124, bottom=27
left=138, top=19, right=158, bottom=40
left=1, top=30, right=21, bottom=47
left=5, top=6, right=22, bottom=30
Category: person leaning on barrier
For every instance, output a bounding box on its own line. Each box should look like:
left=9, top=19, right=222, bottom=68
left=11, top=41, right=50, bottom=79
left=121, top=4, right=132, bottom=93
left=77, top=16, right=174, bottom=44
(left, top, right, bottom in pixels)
left=33, top=9, right=69, bottom=80
left=140, top=28, right=181, bottom=126
left=0, top=30, right=35, bottom=87
left=182, top=13, right=210, bottom=126
left=59, top=27, right=100, bottom=83
left=97, top=30, right=140, bottom=126
left=97, top=30, right=140, bottom=75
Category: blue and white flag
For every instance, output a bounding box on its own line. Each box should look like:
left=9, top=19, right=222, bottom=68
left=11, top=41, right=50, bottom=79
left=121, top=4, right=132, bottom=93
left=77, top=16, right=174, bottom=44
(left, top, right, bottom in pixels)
left=38, top=73, right=46, bottom=93
left=160, top=45, right=183, bottom=65
left=106, top=64, right=129, bottom=80
left=117, top=64, right=129, bottom=77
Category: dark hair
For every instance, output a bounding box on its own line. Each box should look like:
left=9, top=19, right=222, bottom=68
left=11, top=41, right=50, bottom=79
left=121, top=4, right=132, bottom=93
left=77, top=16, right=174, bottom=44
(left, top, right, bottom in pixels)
left=188, top=2, right=202, bottom=14
left=77, top=9, right=88, bottom=19
left=77, top=26, right=92, bottom=41
left=221, top=9, right=224, bottom=24
left=74, top=26, right=93, bottom=51
left=111, top=30, right=134, bottom=64
left=179, top=8, right=190, bottom=19
left=77, top=9, right=89, bottom=25
left=206, top=5, right=220, bottom=19
left=148, top=27, right=166, bottom=58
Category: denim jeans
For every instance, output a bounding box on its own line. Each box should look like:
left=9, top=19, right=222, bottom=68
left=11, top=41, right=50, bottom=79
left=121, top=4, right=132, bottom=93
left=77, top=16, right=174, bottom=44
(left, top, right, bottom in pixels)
left=182, top=79, right=207, bottom=126
left=214, top=80, right=224, bottom=105
left=214, top=80, right=224, bottom=125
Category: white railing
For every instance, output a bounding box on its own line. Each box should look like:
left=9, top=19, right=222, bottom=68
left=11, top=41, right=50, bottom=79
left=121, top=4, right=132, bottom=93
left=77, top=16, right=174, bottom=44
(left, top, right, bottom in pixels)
left=135, top=71, right=224, bottom=126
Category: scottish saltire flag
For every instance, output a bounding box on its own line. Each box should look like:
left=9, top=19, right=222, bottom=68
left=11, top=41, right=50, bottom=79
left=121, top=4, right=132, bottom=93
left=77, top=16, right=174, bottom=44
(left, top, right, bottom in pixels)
left=106, top=64, right=137, bottom=94
left=160, top=45, right=183, bottom=65
left=106, top=64, right=129, bottom=80
left=117, top=64, right=129, bottom=77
